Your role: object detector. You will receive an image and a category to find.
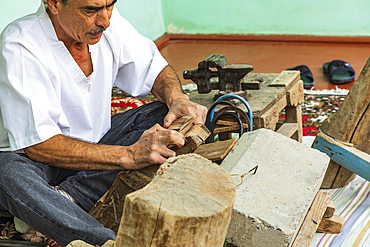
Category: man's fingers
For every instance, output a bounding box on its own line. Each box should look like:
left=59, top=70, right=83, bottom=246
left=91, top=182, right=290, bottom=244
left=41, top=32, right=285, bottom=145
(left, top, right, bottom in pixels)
left=146, top=123, right=165, bottom=133
left=163, top=112, right=178, bottom=128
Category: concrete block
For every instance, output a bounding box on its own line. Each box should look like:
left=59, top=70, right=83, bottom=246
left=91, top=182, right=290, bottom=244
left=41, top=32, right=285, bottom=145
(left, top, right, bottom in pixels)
left=221, top=129, right=330, bottom=247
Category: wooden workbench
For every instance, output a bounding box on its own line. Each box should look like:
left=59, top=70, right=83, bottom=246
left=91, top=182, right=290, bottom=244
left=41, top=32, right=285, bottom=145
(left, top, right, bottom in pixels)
left=188, top=70, right=304, bottom=142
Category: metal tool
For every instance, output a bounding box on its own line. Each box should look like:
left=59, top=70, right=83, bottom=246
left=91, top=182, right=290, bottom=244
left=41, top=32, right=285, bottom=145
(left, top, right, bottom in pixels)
left=183, top=54, right=260, bottom=100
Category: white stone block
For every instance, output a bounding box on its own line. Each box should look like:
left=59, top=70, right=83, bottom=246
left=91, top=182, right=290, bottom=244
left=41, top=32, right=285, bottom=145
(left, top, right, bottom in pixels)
left=221, top=129, right=330, bottom=247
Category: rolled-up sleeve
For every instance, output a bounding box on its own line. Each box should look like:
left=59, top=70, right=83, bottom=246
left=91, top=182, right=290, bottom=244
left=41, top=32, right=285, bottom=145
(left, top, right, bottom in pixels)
left=109, top=8, right=168, bottom=99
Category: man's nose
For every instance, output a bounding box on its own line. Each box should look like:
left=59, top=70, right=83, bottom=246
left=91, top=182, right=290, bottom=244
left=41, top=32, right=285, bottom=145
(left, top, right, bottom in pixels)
left=96, top=9, right=111, bottom=29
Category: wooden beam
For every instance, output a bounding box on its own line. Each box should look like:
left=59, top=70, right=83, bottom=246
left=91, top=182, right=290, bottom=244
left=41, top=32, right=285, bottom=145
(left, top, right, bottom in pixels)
left=313, top=131, right=370, bottom=181
left=320, top=56, right=370, bottom=143
left=194, top=138, right=238, bottom=161
left=269, top=70, right=300, bottom=87
left=276, top=123, right=298, bottom=138
left=292, top=190, right=331, bottom=247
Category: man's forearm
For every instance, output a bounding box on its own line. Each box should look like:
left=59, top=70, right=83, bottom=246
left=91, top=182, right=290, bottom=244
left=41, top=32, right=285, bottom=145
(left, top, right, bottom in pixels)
left=24, top=134, right=132, bottom=171
left=151, top=65, right=188, bottom=107
left=24, top=124, right=185, bottom=171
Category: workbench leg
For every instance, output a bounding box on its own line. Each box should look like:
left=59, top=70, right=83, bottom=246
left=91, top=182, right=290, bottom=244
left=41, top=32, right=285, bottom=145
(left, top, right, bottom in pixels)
left=285, top=105, right=302, bottom=143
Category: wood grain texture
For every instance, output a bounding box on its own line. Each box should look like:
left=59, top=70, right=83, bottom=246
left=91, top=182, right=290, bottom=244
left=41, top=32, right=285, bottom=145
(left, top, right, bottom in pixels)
left=116, top=154, right=236, bottom=247
left=320, top=56, right=370, bottom=142
left=317, top=215, right=345, bottom=234
left=320, top=160, right=341, bottom=189
left=89, top=165, right=160, bottom=234
left=314, top=131, right=370, bottom=182
left=269, top=70, right=300, bottom=87
left=194, top=138, right=238, bottom=161
left=292, top=190, right=331, bottom=247
left=316, top=57, right=370, bottom=188
left=167, top=116, right=211, bottom=155
left=323, top=201, right=336, bottom=218
left=276, top=123, right=298, bottom=138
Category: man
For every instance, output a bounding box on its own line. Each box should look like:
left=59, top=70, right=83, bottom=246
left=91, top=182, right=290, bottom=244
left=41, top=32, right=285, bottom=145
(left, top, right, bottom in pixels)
left=0, top=0, right=206, bottom=246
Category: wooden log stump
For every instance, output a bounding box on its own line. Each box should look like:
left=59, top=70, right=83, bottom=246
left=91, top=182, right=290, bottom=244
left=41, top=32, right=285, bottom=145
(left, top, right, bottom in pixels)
left=319, top=56, right=370, bottom=188
left=115, top=154, right=236, bottom=247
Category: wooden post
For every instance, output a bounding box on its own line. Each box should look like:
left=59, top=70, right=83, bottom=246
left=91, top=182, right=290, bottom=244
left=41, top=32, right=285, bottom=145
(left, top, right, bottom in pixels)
left=318, top=56, right=370, bottom=188
left=115, top=154, right=236, bottom=247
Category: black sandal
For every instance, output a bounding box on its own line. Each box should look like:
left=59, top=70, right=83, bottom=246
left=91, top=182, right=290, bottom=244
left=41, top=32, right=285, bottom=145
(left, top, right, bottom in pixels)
left=287, top=65, right=314, bottom=89
left=323, top=60, right=355, bottom=84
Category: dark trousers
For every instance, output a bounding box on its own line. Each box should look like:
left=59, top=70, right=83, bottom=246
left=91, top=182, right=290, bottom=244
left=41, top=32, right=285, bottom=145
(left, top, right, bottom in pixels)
left=0, top=101, right=168, bottom=247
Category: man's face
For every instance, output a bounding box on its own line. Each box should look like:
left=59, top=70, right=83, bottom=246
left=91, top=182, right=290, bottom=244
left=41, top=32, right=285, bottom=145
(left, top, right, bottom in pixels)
left=52, top=0, right=116, bottom=45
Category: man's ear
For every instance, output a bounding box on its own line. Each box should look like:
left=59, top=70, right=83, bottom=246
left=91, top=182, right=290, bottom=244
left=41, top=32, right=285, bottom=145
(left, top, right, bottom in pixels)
left=46, top=0, right=59, bottom=15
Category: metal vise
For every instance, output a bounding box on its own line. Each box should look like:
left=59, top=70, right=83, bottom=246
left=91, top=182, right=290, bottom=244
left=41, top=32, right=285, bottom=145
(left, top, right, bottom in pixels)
left=183, top=54, right=259, bottom=99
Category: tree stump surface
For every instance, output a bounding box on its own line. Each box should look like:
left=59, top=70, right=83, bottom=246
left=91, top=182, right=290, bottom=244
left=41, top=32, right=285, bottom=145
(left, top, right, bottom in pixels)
left=116, top=154, right=236, bottom=247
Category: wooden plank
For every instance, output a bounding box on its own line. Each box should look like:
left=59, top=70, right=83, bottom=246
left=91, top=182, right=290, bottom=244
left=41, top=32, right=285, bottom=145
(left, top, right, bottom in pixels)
left=285, top=105, right=303, bottom=143
left=213, top=124, right=249, bottom=134
left=320, top=160, right=342, bottom=189
left=320, top=56, right=370, bottom=142
left=323, top=201, right=336, bottom=218
left=313, top=131, right=370, bottom=181
left=276, top=123, right=298, bottom=138
left=269, top=70, right=300, bottom=87
left=317, top=215, right=345, bottom=234
left=331, top=167, right=357, bottom=189
left=292, top=190, right=331, bottom=247
left=194, top=138, right=238, bottom=161
left=350, top=103, right=370, bottom=154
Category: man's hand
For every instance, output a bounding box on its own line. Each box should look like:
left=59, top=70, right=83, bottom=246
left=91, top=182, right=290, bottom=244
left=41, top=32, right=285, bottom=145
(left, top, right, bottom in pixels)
left=126, top=124, right=185, bottom=169
left=151, top=65, right=208, bottom=128
left=163, top=98, right=207, bottom=128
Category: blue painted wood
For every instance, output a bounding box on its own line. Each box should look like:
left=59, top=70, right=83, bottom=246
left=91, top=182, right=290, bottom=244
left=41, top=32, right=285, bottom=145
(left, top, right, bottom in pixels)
left=313, top=132, right=370, bottom=182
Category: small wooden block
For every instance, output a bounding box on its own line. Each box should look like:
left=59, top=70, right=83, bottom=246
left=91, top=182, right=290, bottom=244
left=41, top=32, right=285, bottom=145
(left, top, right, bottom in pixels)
left=323, top=201, right=336, bottom=218
left=194, top=138, right=238, bottom=161
left=276, top=123, right=298, bottom=138
left=167, top=115, right=195, bottom=135
left=171, top=123, right=211, bottom=155
left=317, top=215, right=345, bottom=234
left=269, top=70, right=300, bottom=87
left=167, top=116, right=211, bottom=155
left=292, top=190, right=331, bottom=247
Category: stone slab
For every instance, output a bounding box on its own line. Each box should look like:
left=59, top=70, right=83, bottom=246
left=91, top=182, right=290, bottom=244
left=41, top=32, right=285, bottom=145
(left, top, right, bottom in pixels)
left=221, top=129, right=330, bottom=247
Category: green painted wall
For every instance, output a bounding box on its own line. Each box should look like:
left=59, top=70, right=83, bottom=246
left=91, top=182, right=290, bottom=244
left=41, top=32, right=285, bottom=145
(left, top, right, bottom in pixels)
left=162, top=0, right=370, bottom=36
left=115, top=0, right=165, bottom=40
left=2, top=0, right=370, bottom=40
left=0, top=0, right=165, bottom=41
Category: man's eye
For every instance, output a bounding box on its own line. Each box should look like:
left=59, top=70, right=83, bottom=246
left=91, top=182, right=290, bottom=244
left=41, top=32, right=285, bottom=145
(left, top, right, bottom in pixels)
left=84, top=9, right=97, bottom=14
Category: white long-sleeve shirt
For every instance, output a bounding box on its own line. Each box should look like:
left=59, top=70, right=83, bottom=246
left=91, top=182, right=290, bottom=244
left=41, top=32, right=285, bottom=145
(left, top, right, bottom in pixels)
left=0, top=4, right=168, bottom=151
